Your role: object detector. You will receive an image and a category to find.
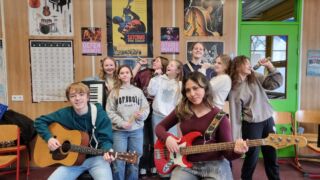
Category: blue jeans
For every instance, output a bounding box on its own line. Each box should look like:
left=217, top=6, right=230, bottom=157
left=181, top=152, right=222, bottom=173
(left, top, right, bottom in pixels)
left=112, top=128, right=143, bottom=180
left=48, top=156, right=113, bottom=180
left=152, top=112, right=177, bottom=144
left=171, top=159, right=233, bottom=180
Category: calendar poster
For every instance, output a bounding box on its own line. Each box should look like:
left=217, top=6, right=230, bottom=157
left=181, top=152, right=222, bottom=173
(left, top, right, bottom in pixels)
left=0, top=40, right=7, bottom=104
left=30, top=40, right=74, bottom=102
left=28, top=0, right=73, bottom=36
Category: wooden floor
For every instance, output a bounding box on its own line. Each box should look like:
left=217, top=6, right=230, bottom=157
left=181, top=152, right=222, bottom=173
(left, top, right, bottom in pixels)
left=1, top=158, right=319, bottom=180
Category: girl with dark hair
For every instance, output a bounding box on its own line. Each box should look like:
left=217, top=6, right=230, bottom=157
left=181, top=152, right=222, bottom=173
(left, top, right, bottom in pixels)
left=229, top=55, right=283, bottom=180
left=155, top=71, right=248, bottom=179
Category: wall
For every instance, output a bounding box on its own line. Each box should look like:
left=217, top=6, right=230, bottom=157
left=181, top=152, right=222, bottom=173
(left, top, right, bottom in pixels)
left=2, top=0, right=237, bottom=119
left=300, top=0, right=320, bottom=110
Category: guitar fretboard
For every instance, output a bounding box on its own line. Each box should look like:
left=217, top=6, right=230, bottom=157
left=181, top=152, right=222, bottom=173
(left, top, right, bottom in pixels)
left=180, top=139, right=264, bottom=155
left=70, top=144, right=107, bottom=155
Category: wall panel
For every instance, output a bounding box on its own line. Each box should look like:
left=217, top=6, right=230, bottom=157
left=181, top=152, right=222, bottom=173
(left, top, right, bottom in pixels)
left=3, top=0, right=237, bottom=119
left=300, top=0, right=320, bottom=109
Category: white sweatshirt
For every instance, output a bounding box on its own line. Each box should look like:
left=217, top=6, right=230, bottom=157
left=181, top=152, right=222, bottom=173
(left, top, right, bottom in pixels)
left=209, top=74, right=231, bottom=109
left=147, top=75, right=182, bottom=116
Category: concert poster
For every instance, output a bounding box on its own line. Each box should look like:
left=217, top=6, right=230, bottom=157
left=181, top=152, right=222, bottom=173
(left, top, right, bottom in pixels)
left=186, top=41, right=223, bottom=64
left=28, top=0, right=73, bottom=36
left=107, top=0, right=153, bottom=58
left=184, top=0, right=223, bottom=37
left=161, top=27, right=179, bottom=54
left=81, top=27, right=102, bottom=56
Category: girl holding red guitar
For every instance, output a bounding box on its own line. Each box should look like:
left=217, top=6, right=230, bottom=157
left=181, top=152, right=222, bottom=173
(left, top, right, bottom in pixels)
left=155, top=72, right=248, bottom=179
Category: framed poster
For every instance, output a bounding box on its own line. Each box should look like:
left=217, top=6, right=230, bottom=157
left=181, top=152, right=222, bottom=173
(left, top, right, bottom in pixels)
left=28, top=0, right=73, bottom=36
left=184, top=0, right=223, bottom=37
left=306, top=50, right=320, bottom=77
left=29, top=40, right=74, bottom=102
left=115, top=57, right=153, bottom=70
left=81, top=27, right=102, bottom=56
left=107, top=0, right=153, bottom=58
left=161, top=27, right=179, bottom=54
left=186, top=41, right=224, bottom=64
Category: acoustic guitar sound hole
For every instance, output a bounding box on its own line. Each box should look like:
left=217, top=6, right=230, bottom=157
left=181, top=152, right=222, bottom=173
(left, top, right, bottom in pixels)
left=61, top=141, right=71, bottom=153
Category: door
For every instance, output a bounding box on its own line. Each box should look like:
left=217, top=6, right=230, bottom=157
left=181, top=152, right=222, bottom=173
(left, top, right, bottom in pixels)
left=238, top=24, right=300, bottom=112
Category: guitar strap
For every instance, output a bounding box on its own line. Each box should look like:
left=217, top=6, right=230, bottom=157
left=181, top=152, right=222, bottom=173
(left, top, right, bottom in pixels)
left=187, top=61, right=195, bottom=72
left=89, top=103, right=99, bottom=149
left=204, top=110, right=226, bottom=142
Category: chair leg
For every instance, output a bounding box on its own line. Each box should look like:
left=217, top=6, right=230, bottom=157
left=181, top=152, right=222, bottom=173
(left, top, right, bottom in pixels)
left=25, top=151, right=30, bottom=176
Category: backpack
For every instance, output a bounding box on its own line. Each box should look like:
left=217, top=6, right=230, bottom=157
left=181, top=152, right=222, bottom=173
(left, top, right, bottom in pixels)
left=0, top=109, right=37, bottom=145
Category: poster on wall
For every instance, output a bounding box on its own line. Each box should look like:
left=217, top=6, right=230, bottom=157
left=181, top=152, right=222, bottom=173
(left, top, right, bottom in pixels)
left=306, top=50, right=320, bottom=77
left=28, top=0, right=73, bottom=36
left=106, top=0, right=153, bottom=58
left=161, top=27, right=179, bottom=54
left=184, top=0, right=223, bottom=37
left=0, top=40, right=7, bottom=104
left=186, top=41, right=224, bottom=64
left=115, top=57, right=153, bottom=70
left=81, top=27, right=102, bottom=56
left=29, top=40, right=74, bottom=102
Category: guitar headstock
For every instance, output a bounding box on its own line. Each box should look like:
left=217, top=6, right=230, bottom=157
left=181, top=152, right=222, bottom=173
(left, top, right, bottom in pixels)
left=114, top=151, right=139, bottom=164
left=263, top=134, right=307, bottom=149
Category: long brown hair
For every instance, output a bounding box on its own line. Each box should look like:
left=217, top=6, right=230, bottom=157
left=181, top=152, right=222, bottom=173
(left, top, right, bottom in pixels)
left=112, top=65, right=133, bottom=97
left=230, top=55, right=256, bottom=89
left=99, top=56, right=117, bottom=80
left=175, top=71, right=213, bottom=121
left=155, top=56, right=169, bottom=74
left=217, top=54, right=232, bottom=74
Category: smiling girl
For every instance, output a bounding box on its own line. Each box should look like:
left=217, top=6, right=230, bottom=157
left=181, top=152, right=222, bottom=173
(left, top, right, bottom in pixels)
left=106, top=65, right=150, bottom=180
left=147, top=59, right=183, bottom=143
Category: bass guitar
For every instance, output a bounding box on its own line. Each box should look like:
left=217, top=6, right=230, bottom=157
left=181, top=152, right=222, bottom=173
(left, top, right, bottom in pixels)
left=154, top=132, right=307, bottom=175
left=34, top=123, right=139, bottom=167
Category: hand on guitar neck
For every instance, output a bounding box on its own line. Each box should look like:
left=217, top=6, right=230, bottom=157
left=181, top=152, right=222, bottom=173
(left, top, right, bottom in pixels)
left=154, top=132, right=307, bottom=175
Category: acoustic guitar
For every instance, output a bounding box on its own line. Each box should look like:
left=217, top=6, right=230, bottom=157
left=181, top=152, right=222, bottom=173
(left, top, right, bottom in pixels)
left=34, top=123, right=139, bottom=167
left=154, top=132, right=308, bottom=175
left=43, top=0, right=51, bottom=16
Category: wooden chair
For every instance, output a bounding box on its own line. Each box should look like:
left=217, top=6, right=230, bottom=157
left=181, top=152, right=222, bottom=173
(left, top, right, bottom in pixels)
left=294, top=110, right=320, bottom=179
left=0, top=125, right=30, bottom=180
left=272, top=112, right=296, bottom=163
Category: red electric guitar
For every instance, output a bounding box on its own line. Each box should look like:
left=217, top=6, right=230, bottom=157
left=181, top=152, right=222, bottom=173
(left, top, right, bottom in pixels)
left=154, top=132, right=307, bottom=175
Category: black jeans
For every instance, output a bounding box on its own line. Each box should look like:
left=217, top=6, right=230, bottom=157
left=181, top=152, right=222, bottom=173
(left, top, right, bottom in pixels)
left=241, top=117, right=280, bottom=180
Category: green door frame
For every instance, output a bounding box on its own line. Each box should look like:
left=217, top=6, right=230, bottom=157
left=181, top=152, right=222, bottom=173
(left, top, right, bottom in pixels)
left=237, top=0, right=302, bottom=113
left=237, top=0, right=302, bottom=157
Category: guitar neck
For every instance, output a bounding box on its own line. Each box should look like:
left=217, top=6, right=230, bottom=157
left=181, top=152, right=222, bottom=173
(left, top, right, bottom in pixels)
left=180, top=139, right=264, bottom=155
left=70, top=144, right=109, bottom=156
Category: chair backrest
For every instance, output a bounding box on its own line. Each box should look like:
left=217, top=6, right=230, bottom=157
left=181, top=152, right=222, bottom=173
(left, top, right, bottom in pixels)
left=0, top=125, right=19, bottom=142
left=295, top=110, right=320, bottom=124
left=273, top=111, right=293, bottom=125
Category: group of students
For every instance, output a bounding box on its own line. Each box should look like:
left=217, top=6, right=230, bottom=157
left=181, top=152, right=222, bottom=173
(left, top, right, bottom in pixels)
left=34, top=42, right=283, bottom=180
